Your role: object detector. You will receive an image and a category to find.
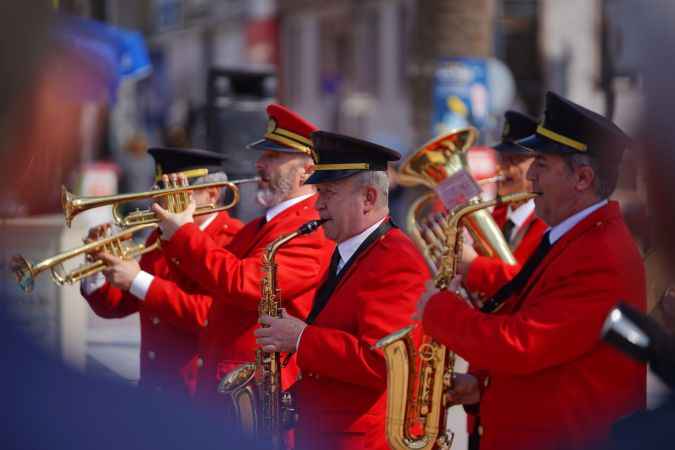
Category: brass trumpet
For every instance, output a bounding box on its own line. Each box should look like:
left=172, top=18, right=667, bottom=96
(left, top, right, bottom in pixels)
left=62, top=176, right=260, bottom=227
left=10, top=223, right=158, bottom=293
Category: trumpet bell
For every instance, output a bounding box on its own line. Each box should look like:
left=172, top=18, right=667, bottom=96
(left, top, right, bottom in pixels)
left=10, top=255, right=35, bottom=293
left=9, top=223, right=159, bottom=293
left=61, top=185, right=77, bottom=227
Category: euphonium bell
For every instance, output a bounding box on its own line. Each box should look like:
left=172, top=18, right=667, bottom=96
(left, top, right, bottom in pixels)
left=10, top=223, right=158, bottom=293
left=62, top=176, right=259, bottom=228
left=399, top=127, right=517, bottom=269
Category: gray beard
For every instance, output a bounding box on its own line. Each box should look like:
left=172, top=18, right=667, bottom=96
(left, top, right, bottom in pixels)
left=256, top=172, right=296, bottom=208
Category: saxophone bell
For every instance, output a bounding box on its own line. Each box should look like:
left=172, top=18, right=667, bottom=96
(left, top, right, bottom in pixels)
left=377, top=192, right=538, bottom=450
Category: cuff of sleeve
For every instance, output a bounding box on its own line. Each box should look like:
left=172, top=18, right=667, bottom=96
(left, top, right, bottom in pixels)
left=129, top=271, right=154, bottom=301
left=81, top=272, right=106, bottom=295
left=294, top=325, right=307, bottom=352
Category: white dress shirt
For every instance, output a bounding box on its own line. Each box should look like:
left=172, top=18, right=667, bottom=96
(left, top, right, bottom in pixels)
left=265, top=193, right=313, bottom=223
left=547, top=199, right=608, bottom=245
left=335, top=218, right=386, bottom=273
left=506, top=199, right=535, bottom=234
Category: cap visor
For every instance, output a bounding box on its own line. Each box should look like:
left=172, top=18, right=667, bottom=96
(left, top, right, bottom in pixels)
left=246, top=138, right=302, bottom=153
left=305, top=169, right=363, bottom=185
left=492, top=141, right=531, bottom=155
left=517, top=134, right=577, bottom=155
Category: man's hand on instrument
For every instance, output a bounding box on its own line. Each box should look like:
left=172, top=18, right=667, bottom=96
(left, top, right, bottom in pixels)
left=255, top=309, right=307, bottom=353
left=458, top=241, right=478, bottom=277
left=83, top=223, right=112, bottom=261
left=98, top=252, right=141, bottom=291
left=152, top=173, right=195, bottom=240
left=446, top=373, right=481, bottom=406
left=152, top=201, right=196, bottom=240
left=412, top=276, right=466, bottom=322
left=84, top=223, right=112, bottom=244
left=418, top=212, right=446, bottom=255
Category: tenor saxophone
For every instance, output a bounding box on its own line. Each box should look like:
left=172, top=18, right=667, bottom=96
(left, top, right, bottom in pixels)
left=374, top=192, right=537, bottom=450
left=217, top=219, right=326, bottom=449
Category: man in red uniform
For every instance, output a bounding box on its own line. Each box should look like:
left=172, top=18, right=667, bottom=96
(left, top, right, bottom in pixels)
left=81, top=147, right=244, bottom=395
left=417, top=92, right=646, bottom=450
left=460, top=111, right=547, bottom=302
left=255, top=131, right=430, bottom=450
left=448, top=111, right=548, bottom=449
left=153, top=104, right=333, bottom=403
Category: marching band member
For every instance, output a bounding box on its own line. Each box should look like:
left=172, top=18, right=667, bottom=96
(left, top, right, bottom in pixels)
left=255, top=132, right=429, bottom=450
left=81, top=147, right=243, bottom=395
left=416, top=92, right=646, bottom=450
left=152, top=104, right=333, bottom=403
left=460, top=111, right=548, bottom=302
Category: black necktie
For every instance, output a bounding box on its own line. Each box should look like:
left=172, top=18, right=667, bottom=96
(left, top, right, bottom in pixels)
left=306, top=249, right=341, bottom=324
left=306, top=220, right=393, bottom=324
left=502, top=218, right=516, bottom=245
left=481, top=230, right=552, bottom=313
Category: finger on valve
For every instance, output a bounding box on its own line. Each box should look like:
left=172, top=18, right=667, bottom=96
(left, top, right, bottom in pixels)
left=178, top=173, right=192, bottom=209
left=429, top=213, right=447, bottom=242
left=159, top=174, right=171, bottom=210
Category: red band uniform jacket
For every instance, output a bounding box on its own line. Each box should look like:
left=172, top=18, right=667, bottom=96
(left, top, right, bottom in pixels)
left=161, top=195, right=334, bottom=402
left=464, top=204, right=547, bottom=300
left=422, top=201, right=646, bottom=450
left=83, top=212, right=243, bottom=395
left=462, top=203, right=547, bottom=435
left=292, top=224, right=429, bottom=450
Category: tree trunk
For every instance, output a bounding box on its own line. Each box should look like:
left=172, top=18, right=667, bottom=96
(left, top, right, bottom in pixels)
left=409, top=0, right=496, bottom=145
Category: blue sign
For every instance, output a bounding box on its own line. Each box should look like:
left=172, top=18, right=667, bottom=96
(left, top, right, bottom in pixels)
left=432, top=58, right=490, bottom=136
left=57, top=16, right=153, bottom=100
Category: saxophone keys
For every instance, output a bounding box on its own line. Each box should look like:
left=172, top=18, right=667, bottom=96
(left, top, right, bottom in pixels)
left=418, top=343, right=435, bottom=361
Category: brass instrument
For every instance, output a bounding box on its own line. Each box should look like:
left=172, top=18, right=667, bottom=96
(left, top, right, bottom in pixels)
left=10, top=223, right=159, bottom=293
left=399, top=127, right=516, bottom=270
left=217, top=219, right=327, bottom=449
left=61, top=176, right=260, bottom=227
left=374, top=192, right=537, bottom=450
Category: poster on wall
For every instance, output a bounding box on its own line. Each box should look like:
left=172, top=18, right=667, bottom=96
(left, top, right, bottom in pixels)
left=432, top=58, right=490, bottom=137
left=432, top=57, right=516, bottom=144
